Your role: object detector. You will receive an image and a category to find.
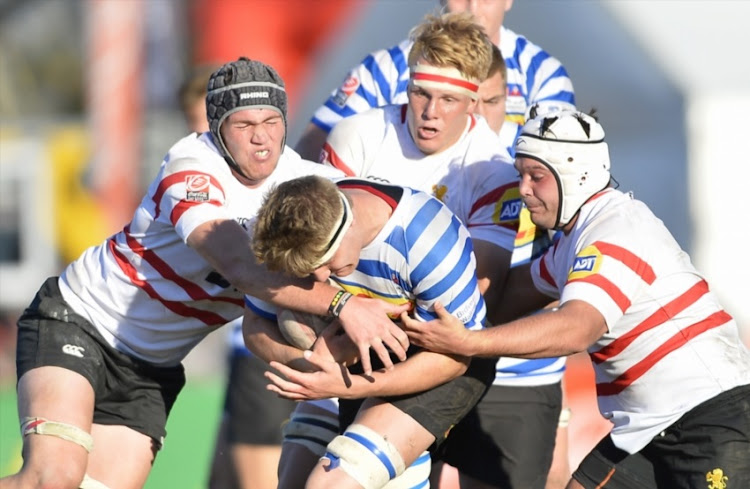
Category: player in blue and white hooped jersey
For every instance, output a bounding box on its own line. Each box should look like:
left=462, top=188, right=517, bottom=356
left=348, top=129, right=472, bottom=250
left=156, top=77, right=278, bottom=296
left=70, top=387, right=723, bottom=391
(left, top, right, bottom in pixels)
left=243, top=176, right=496, bottom=489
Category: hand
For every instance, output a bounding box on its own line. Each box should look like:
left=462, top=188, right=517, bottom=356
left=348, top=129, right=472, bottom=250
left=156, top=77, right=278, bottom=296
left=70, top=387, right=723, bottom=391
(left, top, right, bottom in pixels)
left=337, top=296, right=410, bottom=376
left=313, top=322, right=359, bottom=365
left=400, top=301, right=472, bottom=355
left=265, top=350, right=357, bottom=400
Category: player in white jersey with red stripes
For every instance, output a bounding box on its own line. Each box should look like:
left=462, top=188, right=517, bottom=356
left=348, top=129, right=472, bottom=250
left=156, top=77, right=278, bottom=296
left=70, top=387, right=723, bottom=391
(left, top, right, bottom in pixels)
left=295, top=0, right=574, bottom=162
left=319, top=13, right=565, bottom=489
left=4, top=58, right=411, bottom=489
left=403, top=110, right=750, bottom=489
left=244, top=175, right=496, bottom=489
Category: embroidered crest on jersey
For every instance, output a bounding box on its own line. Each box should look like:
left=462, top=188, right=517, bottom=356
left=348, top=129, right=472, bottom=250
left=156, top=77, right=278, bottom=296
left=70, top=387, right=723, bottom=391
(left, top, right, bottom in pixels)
left=706, top=468, right=728, bottom=489
left=568, top=245, right=603, bottom=280
left=185, top=174, right=210, bottom=202
left=332, top=75, right=360, bottom=107
left=432, top=184, right=448, bottom=202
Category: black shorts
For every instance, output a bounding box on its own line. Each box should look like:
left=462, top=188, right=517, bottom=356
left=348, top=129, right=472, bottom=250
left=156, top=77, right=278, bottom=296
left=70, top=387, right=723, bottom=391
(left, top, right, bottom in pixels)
left=436, top=382, right=562, bottom=488
left=15, top=277, right=186, bottom=448
left=224, top=352, right=296, bottom=445
left=574, top=383, right=750, bottom=489
left=339, top=347, right=495, bottom=449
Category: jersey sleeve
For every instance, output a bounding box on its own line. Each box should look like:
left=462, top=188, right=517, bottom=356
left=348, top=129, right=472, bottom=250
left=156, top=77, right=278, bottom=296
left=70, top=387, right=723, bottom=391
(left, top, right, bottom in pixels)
left=320, top=112, right=375, bottom=177
left=155, top=157, right=233, bottom=243
left=559, top=225, right=656, bottom=330
left=408, top=199, right=487, bottom=330
left=310, top=39, right=412, bottom=133
left=244, top=295, right=279, bottom=322
left=462, top=161, right=520, bottom=253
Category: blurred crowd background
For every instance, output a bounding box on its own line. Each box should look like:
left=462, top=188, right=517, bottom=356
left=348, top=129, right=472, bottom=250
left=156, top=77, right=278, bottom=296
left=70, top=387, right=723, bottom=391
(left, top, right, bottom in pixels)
left=1, top=1, right=748, bottom=486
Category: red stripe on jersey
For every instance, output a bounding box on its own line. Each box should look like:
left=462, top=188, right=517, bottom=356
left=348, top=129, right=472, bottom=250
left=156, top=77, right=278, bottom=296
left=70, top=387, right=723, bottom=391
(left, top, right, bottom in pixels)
left=593, top=241, right=656, bottom=284
left=468, top=181, right=519, bottom=219
left=538, top=253, right=556, bottom=288
left=595, top=310, right=733, bottom=396
left=171, top=199, right=223, bottom=226
left=323, top=143, right=356, bottom=176
left=152, top=171, right=225, bottom=220
left=568, top=274, right=631, bottom=313
left=120, top=228, right=243, bottom=306
left=591, top=280, right=710, bottom=364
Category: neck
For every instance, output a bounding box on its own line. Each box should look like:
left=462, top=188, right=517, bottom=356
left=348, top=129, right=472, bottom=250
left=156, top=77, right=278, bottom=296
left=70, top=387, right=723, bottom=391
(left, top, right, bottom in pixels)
left=348, top=190, right=393, bottom=246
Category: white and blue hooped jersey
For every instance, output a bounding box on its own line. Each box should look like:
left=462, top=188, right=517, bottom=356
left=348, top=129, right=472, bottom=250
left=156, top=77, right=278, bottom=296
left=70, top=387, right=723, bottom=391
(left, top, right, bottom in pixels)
left=246, top=178, right=486, bottom=333
left=312, top=26, right=575, bottom=140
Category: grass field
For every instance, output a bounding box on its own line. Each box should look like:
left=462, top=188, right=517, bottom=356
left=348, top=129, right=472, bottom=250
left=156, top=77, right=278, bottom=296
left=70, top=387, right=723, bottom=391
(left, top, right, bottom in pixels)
left=0, top=378, right=225, bottom=488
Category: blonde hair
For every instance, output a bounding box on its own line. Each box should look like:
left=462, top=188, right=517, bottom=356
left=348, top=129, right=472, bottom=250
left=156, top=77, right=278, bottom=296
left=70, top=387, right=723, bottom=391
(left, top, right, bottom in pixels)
left=408, top=12, right=493, bottom=83
left=253, top=176, right=349, bottom=277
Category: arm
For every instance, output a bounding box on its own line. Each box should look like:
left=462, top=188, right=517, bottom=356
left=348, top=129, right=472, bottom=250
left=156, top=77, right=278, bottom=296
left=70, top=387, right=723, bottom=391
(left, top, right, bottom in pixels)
left=472, top=238, right=512, bottom=311
left=265, top=347, right=469, bottom=401
left=488, top=262, right=556, bottom=324
left=188, top=219, right=410, bottom=373
left=402, top=299, right=606, bottom=358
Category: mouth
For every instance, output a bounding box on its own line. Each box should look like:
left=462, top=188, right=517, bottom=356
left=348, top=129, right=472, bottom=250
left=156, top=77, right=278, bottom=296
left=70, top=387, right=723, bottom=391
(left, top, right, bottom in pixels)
left=254, top=149, right=270, bottom=159
left=417, top=126, right=439, bottom=140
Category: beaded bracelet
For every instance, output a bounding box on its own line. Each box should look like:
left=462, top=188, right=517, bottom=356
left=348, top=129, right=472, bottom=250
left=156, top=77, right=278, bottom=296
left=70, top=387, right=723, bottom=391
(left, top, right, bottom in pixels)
left=328, top=290, right=353, bottom=318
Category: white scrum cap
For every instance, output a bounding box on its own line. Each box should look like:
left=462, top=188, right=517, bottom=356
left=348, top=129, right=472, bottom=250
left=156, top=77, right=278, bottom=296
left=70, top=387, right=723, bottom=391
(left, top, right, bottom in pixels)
left=515, top=109, right=611, bottom=228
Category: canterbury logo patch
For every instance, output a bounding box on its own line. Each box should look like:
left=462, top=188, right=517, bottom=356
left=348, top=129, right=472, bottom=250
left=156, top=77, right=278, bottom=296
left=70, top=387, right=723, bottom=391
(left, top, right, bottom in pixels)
left=62, top=344, right=85, bottom=358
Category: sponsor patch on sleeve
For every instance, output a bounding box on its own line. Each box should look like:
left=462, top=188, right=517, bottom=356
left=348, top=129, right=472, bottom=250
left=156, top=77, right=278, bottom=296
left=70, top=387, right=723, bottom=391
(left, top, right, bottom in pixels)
left=185, top=174, right=210, bottom=202
left=568, top=245, right=603, bottom=281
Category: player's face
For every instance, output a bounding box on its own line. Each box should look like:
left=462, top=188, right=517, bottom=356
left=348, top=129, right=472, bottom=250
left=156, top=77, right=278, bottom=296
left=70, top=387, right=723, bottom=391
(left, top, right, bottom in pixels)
left=474, top=70, right=506, bottom=134
left=221, top=108, right=285, bottom=187
left=443, top=0, right=512, bottom=42
left=407, top=81, right=476, bottom=156
left=515, top=156, right=559, bottom=230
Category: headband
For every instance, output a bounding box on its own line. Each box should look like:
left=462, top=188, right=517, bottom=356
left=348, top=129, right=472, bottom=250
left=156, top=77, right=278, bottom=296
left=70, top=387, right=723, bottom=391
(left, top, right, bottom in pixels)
left=410, top=64, right=479, bottom=100
left=311, top=192, right=354, bottom=269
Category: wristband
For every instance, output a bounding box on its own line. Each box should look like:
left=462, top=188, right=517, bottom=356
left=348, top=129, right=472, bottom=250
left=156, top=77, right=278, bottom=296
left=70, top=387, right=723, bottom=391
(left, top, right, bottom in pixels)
left=328, top=290, right=353, bottom=318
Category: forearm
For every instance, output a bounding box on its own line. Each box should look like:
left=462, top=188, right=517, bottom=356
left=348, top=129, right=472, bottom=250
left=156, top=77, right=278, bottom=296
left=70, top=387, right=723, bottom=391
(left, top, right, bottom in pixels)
left=337, top=351, right=468, bottom=399
left=465, top=301, right=604, bottom=358
left=243, top=315, right=314, bottom=371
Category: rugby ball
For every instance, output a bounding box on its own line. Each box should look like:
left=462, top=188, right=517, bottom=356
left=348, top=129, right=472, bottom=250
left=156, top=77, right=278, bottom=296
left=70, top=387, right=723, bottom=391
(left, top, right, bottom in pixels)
left=277, top=309, right=335, bottom=350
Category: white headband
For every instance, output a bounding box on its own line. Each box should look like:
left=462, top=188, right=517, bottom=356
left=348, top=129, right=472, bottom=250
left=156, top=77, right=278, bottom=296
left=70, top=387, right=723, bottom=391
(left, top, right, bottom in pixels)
left=410, top=64, right=479, bottom=100
left=311, top=191, right=354, bottom=269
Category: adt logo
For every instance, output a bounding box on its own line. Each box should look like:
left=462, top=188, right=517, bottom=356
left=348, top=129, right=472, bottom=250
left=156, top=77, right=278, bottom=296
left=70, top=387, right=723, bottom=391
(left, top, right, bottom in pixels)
left=573, top=256, right=597, bottom=272
left=498, top=198, right=522, bottom=221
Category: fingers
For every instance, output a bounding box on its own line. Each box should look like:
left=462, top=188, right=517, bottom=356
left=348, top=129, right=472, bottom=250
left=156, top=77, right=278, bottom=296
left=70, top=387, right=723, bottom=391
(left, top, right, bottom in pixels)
left=384, top=322, right=409, bottom=360
left=357, top=344, right=374, bottom=376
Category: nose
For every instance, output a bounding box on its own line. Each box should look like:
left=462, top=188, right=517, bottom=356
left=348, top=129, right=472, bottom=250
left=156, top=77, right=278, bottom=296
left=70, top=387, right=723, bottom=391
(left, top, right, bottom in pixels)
left=312, top=267, right=331, bottom=282
left=250, top=126, right=268, bottom=144
left=422, top=98, right=438, bottom=120
left=518, top=175, right=532, bottom=198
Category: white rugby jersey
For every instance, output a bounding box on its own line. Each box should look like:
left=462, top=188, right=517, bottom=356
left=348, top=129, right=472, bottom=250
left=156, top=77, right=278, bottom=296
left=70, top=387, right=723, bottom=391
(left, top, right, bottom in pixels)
left=59, top=132, right=342, bottom=366
left=311, top=26, right=574, bottom=135
left=531, top=189, right=750, bottom=453
left=321, top=104, right=563, bottom=386
left=247, top=179, right=486, bottom=330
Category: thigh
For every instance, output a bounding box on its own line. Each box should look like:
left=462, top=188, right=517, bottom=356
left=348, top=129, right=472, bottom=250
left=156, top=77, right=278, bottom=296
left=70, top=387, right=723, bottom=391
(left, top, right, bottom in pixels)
left=573, top=435, right=657, bottom=489
left=87, top=423, right=157, bottom=489
left=226, top=353, right=296, bottom=445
